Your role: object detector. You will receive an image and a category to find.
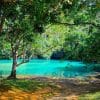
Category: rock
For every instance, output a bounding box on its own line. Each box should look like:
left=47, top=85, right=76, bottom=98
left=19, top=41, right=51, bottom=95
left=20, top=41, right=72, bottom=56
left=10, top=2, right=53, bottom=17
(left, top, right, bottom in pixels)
left=50, top=50, right=65, bottom=60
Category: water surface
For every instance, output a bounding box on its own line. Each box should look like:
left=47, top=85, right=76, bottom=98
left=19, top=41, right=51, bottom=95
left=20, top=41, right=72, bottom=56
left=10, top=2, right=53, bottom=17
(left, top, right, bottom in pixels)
left=0, top=59, right=95, bottom=78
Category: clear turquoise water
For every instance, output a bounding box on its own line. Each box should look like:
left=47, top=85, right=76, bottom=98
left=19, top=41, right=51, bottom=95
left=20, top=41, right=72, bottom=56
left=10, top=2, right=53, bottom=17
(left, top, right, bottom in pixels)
left=0, top=59, right=94, bottom=78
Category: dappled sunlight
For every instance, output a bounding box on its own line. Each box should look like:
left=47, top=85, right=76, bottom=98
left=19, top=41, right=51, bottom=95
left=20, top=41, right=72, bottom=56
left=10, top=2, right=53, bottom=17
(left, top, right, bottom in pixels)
left=0, top=88, right=53, bottom=100
left=0, top=79, right=60, bottom=100
left=0, top=77, right=100, bottom=100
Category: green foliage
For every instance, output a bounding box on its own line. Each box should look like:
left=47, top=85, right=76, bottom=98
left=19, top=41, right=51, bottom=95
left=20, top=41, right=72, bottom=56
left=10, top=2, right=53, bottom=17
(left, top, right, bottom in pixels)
left=0, top=37, right=11, bottom=59
left=32, top=24, right=68, bottom=58
left=63, top=26, right=90, bottom=60
left=0, top=0, right=99, bottom=62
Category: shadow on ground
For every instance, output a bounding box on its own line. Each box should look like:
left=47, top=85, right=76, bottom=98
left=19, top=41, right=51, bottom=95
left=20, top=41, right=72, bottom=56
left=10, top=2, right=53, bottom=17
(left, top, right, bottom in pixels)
left=0, top=77, right=100, bottom=100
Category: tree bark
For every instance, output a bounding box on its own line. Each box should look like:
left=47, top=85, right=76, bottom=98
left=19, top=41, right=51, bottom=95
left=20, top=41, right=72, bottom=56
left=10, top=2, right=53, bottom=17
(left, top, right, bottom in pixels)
left=8, top=50, right=17, bottom=79
left=0, top=16, right=5, bottom=36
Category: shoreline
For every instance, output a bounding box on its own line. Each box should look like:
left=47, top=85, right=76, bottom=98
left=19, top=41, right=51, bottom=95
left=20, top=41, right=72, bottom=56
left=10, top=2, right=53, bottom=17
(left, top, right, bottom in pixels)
left=1, top=71, right=100, bottom=80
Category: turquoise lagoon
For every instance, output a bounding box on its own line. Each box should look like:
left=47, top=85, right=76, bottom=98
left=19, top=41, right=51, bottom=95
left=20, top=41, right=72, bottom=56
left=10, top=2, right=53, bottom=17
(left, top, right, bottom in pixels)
left=0, top=59, right=96, bottom=78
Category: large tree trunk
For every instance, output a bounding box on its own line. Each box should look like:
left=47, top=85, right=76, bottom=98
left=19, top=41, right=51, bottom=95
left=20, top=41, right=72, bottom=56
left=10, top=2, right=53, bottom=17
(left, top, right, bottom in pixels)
left=8, top=50, right=17, bottom=79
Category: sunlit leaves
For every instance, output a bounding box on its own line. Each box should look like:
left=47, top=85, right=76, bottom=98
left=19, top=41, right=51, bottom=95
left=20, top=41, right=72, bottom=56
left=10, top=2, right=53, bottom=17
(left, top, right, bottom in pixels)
left=0, top=0, right=99, bottom=62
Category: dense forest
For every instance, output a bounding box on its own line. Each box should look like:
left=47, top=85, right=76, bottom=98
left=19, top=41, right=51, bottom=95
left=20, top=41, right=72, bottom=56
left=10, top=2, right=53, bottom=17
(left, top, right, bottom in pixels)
left=0, top=0, right=100, bottom=78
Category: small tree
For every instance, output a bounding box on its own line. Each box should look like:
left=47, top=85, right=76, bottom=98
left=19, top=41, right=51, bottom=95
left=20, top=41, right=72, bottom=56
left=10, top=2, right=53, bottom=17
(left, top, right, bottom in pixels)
left=2, top=2, right=34, bottom=78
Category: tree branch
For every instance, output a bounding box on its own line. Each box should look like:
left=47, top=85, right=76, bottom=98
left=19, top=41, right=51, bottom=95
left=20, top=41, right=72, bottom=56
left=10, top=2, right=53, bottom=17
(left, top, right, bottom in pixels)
left=17, top=59, right=29, bottom=67
left=0, top=16, right=5, bottom=35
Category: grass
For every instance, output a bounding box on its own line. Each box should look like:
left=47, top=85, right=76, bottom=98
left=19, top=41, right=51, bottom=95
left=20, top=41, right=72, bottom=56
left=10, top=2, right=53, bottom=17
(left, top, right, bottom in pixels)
left=0, top=79, right=58, bottom=92
left=0, top=78, right=100, bottom=100
left=79, top=92, right=100, bottom=100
